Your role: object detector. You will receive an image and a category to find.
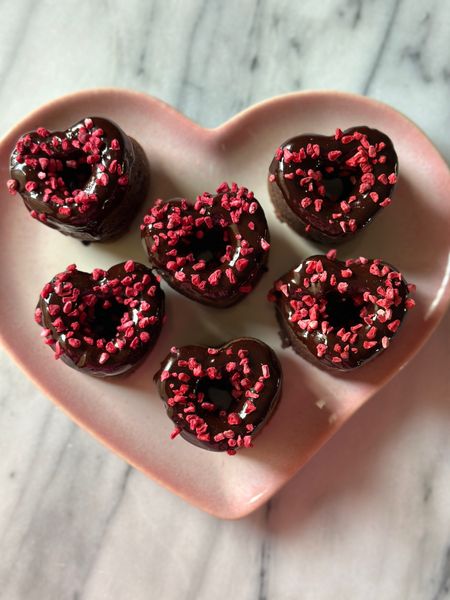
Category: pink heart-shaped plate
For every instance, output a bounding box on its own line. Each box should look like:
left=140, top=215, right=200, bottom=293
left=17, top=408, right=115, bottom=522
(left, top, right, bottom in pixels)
left=0, top=89, right=449, bottom=519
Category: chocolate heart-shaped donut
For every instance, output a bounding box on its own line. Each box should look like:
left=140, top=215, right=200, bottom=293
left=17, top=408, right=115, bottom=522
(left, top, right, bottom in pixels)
left=268, top=126, right=398, bottom=244
left=141, top=182, right=270, bottom=307
left=35, top=261, right=165, bottom=376
left=155, top=337, right=282, bottom=454
left=269, top=252, right=415, bottom=370
left=8, top=117, right=149, bottom=241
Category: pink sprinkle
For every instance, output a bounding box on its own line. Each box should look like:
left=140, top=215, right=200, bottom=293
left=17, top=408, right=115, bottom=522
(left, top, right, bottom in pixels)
left=388, top=173, right=397, bottom=184
left=161, top=370, right=170, bottom=381
left=316, top=343, right=327, bottom=358
left=405, top=298, right=416, bottom=310
left=387, top=319, right=401, bottom=332
left=124, top=260, right=135, bottom=273
left=208, top=269, right=222, bottom=286
left=262, top=364, right=270, bottom=379
left=340, top=201, right=351, bottom=213
left=97, top=173, right=109, bottom=187
left=106, top=342, right=117, bottom=354
left=68, top=338, right=81, bottom=348
left=48, top=304, right=60, bottom=316
left=268, top=174, right=276, bottom=182
left=228, top=413, right=241, bottom=425
left=366, top=326, right=377, bottom=340
left=63, top=301, right=73, bottom=314
left=305, top=260, right=317, bottom=275
left=328, top=150, right=342, bottom=161
left=99, top=352, right=110, bottom=364
left=223, top=268, right=235, bottom=284
left=235, top=258, right=249, bottom=272
left=341, top=268, right=352, bottom=279
left=326, top=249, right=337, bottom=260
left=35, top=127, right=49, bottom=137
left=337, top=282, right=348, bottom=293
left=245, top=401, right=256, bottom=414
left=110, top=139, right=121, bottom=150
left=243, top=435, right=252, bottom=448
left=170, top=426, right=182, bottom=439
left=363, top=341, right=377, bottom=350
left=58, top=207, right=71, bottom=216
left=174, top=271, right=186, bottom=282
left=348, top=219, right=357, bottom=232
left=92, top=268, right=105, bottom=281
left=6, top=179, right=18, bottom=194
left=25, top=181, right=38, bottom=192
left=260, top=238, right=270, bottom=251
left=300, top=197, right=312, bottom=209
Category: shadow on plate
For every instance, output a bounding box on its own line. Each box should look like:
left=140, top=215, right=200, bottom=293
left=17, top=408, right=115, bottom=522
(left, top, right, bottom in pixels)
left=248, top=309, right=450, bottom=538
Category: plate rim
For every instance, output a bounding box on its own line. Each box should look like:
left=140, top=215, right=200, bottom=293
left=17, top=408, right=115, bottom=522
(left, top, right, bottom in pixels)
left=1, top=88, right=449, bottom=519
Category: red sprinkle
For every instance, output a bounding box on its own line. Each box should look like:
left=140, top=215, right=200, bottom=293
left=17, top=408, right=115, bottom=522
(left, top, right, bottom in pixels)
left=6, top=179, right=18, bottom=194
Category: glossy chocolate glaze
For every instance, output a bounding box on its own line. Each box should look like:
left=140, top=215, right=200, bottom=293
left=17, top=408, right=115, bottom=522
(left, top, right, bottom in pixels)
left=271, top=254, right=412, bottom=370
left=9, top=117, right=150, bottom=241
left=141, top=183, right=270, bottom=307
left=36, top=261, right=165, bottom=377
left=154, top=337, right=282, bottom=452
left=268, top=126, right=398, bottom=244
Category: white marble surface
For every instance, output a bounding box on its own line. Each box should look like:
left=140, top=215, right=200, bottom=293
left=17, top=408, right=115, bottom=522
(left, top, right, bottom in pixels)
left=0, top=1, right=449, bottom=598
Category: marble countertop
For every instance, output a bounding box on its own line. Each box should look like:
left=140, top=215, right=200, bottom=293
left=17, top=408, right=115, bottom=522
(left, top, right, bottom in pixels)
left=1, top=1, right=449, bottom=598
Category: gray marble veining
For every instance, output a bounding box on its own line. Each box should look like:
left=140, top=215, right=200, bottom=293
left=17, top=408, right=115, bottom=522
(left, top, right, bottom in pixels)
left=0, top=1, right=449, bottom=599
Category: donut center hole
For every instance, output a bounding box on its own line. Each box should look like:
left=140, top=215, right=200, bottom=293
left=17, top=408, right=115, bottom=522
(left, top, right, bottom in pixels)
left=181, top=226, right=230, bottom=266
left=60, top=156, right=92, bottom=192
left=82, top=297, right=125, bottom=341
left=325, top=291, right=362, bottom=329
left=322, top=172, right=355, bottom=203
left=197, top=377, right=235, bottom=412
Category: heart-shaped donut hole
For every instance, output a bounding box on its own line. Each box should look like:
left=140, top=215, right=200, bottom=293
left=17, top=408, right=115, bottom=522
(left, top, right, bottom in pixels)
left=155, top=338, right=282, bottom=454
left=170, top=219, right=230, bottom=270
left=77, top=292, right=128, bottom=342
left=36, top=260, right=165, bottom=377
left=320, top=290, right=363, bottom=330
left=270, top=252, right=415, bottom=371
left=8, top=117, right=149, bottom=242
left=268, top=126, right=398, bottom=244
left=141, top=182, right=271, bottom=307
